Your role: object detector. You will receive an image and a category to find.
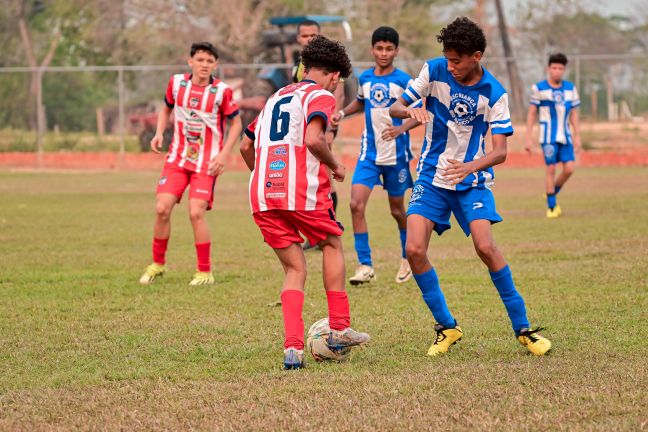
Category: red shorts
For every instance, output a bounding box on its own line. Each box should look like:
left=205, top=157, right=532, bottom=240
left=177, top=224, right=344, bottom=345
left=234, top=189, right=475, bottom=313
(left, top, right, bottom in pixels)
left=253, top=209, right=344, bottom=249
left=156, top=163, right=217, bottom=210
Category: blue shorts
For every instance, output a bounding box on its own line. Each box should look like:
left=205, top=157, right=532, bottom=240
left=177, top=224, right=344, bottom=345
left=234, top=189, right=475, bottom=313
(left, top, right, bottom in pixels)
left=352, top=158, right=413, bottom=197
left=542, top=142, right=574, bottom=165
left=406, top=177, right=502, bottom=236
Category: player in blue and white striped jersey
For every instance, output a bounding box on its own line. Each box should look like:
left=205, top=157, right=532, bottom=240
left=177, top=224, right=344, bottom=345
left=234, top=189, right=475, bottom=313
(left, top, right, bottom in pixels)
left=525, top=53, right=582, bottom=218
left=390, top=17, right=551, bottom=357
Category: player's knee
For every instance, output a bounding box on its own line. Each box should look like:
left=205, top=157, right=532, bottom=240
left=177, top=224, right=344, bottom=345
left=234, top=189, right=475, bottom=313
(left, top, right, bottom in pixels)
left=564, top=164, right=575, bottom=176
left=349, top=198, right=365, bottom=215
left=406, top=242, right=426, bottom=263
left=189, top=207, right=205, bottom=223
left=474, top=240, right=497, bottom=261
left=390, top=206, right=406, bottom=221
left=155, top=202, right=172, bottom=220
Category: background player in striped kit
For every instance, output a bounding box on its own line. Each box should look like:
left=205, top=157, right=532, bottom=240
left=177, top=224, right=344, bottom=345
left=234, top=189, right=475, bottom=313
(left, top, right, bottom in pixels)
left=390, top=17, right=552, bottom=357
left=331, top=26, right=421, bottom=285
left=238, top=36, right=370, bottom=370
left=139, top=42, right=242, bottom=286
left=525, top=53, right=582, bottom=218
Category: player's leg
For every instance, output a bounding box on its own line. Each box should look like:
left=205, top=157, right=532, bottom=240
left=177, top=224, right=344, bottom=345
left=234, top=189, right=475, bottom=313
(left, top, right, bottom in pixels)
left=140, top=164, right=187, bottom=284
left=406, top=214, right=462, bottom=356
left=253, top=210, right=308, bottom=369
left=384, top=163, right=414, bottom=283
left=552, top=144, right=575, bottom=215
left=318, top=233, right=370, bottom=349
left=349, top=183, right=376, bottom=285
left=554, top=160, right=574, bottom=193
left=187, top=171, right=217, bottom=285
left=542, top=143, right=560, bottom=218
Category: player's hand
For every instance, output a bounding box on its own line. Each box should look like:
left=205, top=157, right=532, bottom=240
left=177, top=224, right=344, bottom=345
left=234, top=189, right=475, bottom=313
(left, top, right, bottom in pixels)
left=331, top=163, right=346, bottom=182
left=208, top=153, right=227, bottom=176
left=381, top=125, right=402, bottom=140
left=330, top=111, right=343, bottom=128
left=524, top=138, right=533, bottom=156
left=406, top=107, right=432, bottom=123
left=574, top=136, right=583, bottom=154
left=442, top=159, right=473, bottom=185
left=150, top=134, right=163, bottom=154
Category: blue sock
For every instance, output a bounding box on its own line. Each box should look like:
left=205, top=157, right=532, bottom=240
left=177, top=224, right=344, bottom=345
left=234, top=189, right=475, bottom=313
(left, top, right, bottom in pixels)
left=554, top=185, right=562, bottom=195
left=413, top=268, right=455, bottom=328
left=354, top=232, right=372, bottom=267
left=399, top=228, right=407, bottom=259
left=489, top=265, right=529, bottom=333
left=547, top=193, right=556, bottom=210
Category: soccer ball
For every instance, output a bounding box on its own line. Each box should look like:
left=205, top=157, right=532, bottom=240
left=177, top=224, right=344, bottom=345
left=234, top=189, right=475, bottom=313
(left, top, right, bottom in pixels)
left=306, top=318, right=352, bottom=362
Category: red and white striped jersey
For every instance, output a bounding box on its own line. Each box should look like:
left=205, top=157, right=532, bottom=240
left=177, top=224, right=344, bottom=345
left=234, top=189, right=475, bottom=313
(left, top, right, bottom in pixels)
left=245, top=80, right=336, bottom=213
left=164, top=74, right=239, bottom=173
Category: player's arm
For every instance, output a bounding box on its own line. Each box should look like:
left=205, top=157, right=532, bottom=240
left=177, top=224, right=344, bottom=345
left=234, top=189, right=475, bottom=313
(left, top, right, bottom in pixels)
left=330, top=99, right=364, bottom=128
left=570, top=108, right=582, bottom=153
left=239, top=135, right=255, bottom=172
left=305, top=116, right=345, bottom=182
left=390, top=97, right=431, bottom=123
left=208, top=115, right=243, bottom=176
left=525, top=105, right=538, bottom=155
left=151, top=105, right=172, bottom=153
left=382, top=117, right=422, bottom=140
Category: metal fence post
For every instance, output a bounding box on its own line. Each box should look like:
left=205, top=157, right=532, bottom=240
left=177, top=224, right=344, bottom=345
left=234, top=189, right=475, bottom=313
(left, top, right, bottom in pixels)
left=36, top=68, right=44, bottom=165
left=118, top=67, right=125, bottom=166
left=575, top=55, right=581, bottom=97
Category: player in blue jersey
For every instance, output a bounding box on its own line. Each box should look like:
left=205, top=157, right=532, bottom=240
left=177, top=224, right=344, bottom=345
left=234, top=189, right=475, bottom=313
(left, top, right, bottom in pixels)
left=525, top=53, right=581, bottom=218
left=390, top=17, right=551, bottom=357
left=331, top=26, right=421, bottom=285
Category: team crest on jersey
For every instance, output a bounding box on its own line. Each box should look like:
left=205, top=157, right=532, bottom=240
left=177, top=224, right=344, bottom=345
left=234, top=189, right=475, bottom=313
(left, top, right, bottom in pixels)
left=552, top=90, right=564, bottom=106
left=180, top=80, right=187, bottom=87
left=410, top=184, right=424, bottom=202
left=209, top=87, right=217, bottom=94
left=449, top=92, right=478, bottom=125
left=369, top=82, right=390, bottom=108
left=189, top=97, right=200, bottom=108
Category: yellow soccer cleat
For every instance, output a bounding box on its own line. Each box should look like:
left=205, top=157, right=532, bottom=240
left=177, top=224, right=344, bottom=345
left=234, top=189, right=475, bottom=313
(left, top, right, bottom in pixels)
left=546, top=207, right=561, bottom=218
left=517, top=327, right=552, bottom=356
left=139, top=262, right=166, bottom=285
left=427, top=324, right=463, bottom=356
left=189, top=271, right=215, bottom=286
left=395, top=258, right=412, bottom=284
left=555, top=205, right=562, bottom=216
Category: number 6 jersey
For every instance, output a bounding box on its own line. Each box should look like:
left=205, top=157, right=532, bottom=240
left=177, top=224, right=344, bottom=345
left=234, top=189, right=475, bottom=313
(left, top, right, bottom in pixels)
left=244, top=80, right=336, bottom=213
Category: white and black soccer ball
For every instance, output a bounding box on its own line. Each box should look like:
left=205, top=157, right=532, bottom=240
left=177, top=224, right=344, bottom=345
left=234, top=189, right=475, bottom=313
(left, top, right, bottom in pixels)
left=306, top=318, right=352, bottom=362
left=453, top=102, right=469, bottom=117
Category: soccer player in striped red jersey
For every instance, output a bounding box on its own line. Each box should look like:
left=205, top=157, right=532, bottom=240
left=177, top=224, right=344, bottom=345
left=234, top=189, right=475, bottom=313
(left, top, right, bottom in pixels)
left=234, top=36, right=370, bottom=370
left=139, top=42, right=242, bottom=286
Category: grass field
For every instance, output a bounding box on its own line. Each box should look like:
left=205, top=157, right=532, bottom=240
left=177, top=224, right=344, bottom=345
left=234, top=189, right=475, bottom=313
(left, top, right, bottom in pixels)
left=0, top=167, right=647, bottom=431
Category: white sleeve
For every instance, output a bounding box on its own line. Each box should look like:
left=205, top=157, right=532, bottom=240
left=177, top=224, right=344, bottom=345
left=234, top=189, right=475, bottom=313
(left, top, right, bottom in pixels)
left=489, top=94, right=514, bottom=136
left=402, top=63, right=430, bottom=105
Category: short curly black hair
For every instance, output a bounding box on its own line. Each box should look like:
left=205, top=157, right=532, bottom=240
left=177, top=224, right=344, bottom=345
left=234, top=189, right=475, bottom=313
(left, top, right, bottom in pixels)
left=301, top=35, right=352, bottom=79
left=548, top=53, right=568, bottom=66
left=437, top=17, right=486, bottom=56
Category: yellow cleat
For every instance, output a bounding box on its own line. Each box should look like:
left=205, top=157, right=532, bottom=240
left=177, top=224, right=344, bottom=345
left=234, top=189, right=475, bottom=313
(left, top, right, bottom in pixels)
left=189, top=271, right=215, bottom=286
left=139, top=262, right=166, bottom=284
left=546, top=207, right=561, bottom=218
left=427, top=324, right=463, bottom=356
left=517, top=327, right=552, bottom=356
left=555, top=205, right=562, bottom=216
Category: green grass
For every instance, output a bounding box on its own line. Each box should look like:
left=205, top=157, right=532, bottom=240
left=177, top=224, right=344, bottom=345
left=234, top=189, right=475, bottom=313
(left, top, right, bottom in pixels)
left=0, top=167, right=647, bottom=430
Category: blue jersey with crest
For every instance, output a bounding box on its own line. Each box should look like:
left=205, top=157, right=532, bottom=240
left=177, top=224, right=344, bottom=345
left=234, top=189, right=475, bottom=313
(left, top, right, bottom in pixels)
left=530, top=79, right=580, bottom=145
left=357, top=67, right=416, bottom=166
left=402, top=57, right=513, bottom=191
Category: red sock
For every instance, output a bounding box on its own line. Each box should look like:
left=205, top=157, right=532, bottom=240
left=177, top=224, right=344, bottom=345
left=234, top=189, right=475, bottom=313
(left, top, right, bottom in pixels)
left=152, top=238, right=168, bottom=265
left=326, top=291, right=350, bottom=331
left=195, top=242, right=211, bottom=272
left=281, top=290, right=305, bottom=350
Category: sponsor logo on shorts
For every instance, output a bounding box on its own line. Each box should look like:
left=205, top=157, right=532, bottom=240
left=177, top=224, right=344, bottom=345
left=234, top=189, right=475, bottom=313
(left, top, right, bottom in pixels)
left=274, top=147, right=287, bottom=156
left=266, top=193, right=286, bottom=198
left=159, top=176, right=167, bottom=185
left=268, top=172, right=283, bottom=179
left=472, top=202, right=484, bottom=210
left=196, top=189, right=209, bottom=194
left=398, top=168, right=408, bottom=183
left=410, top=184, right=424, bottom=202
left=269, top=160, right=286, bottom=171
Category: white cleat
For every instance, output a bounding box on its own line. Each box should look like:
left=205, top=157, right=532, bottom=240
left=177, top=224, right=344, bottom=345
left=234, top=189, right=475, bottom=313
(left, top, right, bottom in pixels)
left=395, top=258, right=412, bottom=284
left=349, top=265, right=376, bottom=286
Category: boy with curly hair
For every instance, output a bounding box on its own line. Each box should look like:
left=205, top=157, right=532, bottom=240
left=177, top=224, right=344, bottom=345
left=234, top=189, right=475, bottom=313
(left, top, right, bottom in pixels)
left=390, top=18, right=552, bottom=357
left=234, top=36, right=370, bottom=369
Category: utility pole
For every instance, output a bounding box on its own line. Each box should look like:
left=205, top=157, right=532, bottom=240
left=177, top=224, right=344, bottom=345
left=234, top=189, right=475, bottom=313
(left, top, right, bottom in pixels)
left=494, top=0, right=525, bottom=120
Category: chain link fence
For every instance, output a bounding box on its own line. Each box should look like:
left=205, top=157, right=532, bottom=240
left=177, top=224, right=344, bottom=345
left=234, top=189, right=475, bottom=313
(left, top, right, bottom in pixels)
left=1, top=53, right=647, bottom=153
